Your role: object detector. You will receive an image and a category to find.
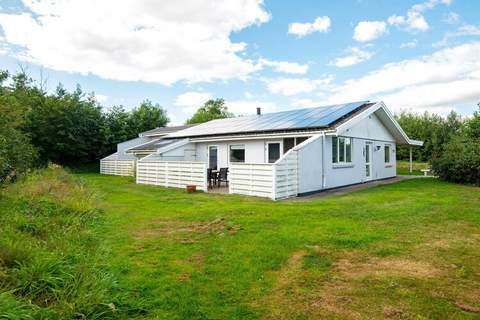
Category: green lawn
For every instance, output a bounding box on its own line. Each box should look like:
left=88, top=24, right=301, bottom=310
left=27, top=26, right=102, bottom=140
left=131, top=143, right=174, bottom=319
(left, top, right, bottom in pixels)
left=2, top=170, right=480, bottom=319
left=82, top=173, right=480, bottom=319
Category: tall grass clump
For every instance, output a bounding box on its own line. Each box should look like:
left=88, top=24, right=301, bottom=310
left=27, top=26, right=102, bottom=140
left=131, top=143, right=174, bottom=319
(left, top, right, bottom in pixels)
left=0, top=165, right=119, bottom=319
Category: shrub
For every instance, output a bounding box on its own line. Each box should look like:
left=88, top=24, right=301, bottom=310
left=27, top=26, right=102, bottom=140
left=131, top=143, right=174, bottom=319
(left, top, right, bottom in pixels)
left=431, top=136, right=480, bottom=186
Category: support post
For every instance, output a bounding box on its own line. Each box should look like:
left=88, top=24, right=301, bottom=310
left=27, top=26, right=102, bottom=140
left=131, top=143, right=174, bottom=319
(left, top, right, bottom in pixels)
left=409, top=147, right=413, bottom=174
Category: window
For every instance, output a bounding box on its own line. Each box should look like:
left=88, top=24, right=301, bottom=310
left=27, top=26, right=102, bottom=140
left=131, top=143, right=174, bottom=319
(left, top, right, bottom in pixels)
left=283, top=138, right=295, bottom=153
left=208, top=146, right=218, bottom=169
left=268, top=143, right=281, bottom=163
left=296, top=136, right=308, bottom=145
left=332, top=137, right=352, bottom=164
left=283, top=137, right=311, bottom=154
left=229, top=144, right=245, bottom=163
left=384, top=145, right=391, bottom=163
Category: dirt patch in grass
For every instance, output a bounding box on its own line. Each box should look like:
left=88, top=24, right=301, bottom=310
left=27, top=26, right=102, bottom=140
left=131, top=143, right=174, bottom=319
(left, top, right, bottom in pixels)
left=256, top=247, right=445, bottom=319
left=336, top=256, right=441, bottom=279
left=132, top=217, right=242, bottom=243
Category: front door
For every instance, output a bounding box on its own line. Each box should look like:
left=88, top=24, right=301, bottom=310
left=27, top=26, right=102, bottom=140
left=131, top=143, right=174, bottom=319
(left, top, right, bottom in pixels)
left=365, top=142, right=373, bottom=181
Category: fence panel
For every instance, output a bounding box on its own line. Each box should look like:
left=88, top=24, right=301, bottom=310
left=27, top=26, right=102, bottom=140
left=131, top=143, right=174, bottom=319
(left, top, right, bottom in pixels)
left=136, top=160, right=208, bottom=191
left=100, top=159, right=135, bottom=176
left=229, top=163, right=275, bottom=199
left=274, top=150, right=298, bottom=200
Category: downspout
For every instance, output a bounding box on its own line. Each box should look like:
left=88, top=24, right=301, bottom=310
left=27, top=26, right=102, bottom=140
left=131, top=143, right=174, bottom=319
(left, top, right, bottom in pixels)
left=321, top=131, right=326, bottom=190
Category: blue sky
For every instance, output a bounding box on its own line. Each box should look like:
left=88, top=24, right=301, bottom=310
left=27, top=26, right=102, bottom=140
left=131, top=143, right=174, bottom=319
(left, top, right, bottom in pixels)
left=0, top=0, right=479, bottom=124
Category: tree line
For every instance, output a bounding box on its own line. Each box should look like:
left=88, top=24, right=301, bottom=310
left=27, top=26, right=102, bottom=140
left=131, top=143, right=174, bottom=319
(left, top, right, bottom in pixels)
left=395, top=107, right=480, bottom=185
left=0, top=71, right=169, bottom=182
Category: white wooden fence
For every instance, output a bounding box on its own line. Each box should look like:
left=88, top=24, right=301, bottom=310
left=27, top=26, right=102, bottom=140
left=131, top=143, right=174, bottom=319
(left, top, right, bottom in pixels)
left=229, top=149, right=299, bottom=200
left=136, top=160, right=208, bottom=191
left=274, top=150, right=299, bottom=199
left=229, top=163, right=275, bottom=199
left=100, top=159, right=135, bottom=176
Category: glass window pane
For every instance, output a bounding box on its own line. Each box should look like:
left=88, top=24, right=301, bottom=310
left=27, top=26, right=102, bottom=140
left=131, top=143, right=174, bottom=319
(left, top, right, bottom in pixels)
left=268, top=143, right=281, bottom=163
left=384, top=145, right=390, bottom=163
left=339, top=138, right=345, bottom=162
left=296, top=137, right=308, bottom=145
left=209, top=146, right=217, bottom=169
left=345, top=138, right=352, bottom=163
left=230, top=145, right=245, bottom=163
left=283, top=138, right=295, bottom=154
left=332, top=137, right=338, bottom=163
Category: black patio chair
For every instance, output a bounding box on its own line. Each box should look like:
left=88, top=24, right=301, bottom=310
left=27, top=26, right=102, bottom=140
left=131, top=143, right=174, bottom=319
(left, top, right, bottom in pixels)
left=217, top=167, right=229, bottom=188
left=207, top=168, right=217, bottom=187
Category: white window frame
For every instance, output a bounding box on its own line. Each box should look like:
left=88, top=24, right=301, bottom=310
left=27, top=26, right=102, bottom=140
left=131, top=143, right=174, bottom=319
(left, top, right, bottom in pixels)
left=384, top=144, right=391, bottom=164
left=207, top=145, right=219, bottom=169
left=229, top=144, right=246, bottom=164
left=266, top=142, right=282, bottom=164
left=332, top=136, right=353, bottom=165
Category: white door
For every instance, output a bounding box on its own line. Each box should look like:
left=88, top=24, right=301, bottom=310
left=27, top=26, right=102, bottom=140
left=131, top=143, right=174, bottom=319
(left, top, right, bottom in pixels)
left=365, top=142, right=373, bottom=181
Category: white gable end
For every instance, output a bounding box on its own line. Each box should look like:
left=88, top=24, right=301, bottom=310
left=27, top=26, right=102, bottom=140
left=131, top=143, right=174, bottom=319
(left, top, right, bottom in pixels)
left=338, top=112, right=395, bottom=142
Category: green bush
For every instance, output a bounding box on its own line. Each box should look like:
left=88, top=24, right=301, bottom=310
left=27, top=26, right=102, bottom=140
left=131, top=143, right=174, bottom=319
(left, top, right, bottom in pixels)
left=431, top=136, right=480, bottom=186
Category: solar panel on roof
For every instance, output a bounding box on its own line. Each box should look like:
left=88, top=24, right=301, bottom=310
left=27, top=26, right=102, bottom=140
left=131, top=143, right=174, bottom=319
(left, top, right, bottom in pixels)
left=167, top=101, right=368, bottom=138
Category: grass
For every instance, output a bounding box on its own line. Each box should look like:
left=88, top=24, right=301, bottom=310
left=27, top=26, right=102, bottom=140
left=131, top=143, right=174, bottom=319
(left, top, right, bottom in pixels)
left=2, top=168, right=480, bottom=319
left=397, top=160, right=429, bottom=176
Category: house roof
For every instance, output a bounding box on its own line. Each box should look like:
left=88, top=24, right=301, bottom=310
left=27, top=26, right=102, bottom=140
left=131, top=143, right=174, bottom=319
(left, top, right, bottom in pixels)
left=140, top=124, right=196, bottom=137
left=127, top=138, right=183, bottom=153
left=167, top=101, right=369, bottom=138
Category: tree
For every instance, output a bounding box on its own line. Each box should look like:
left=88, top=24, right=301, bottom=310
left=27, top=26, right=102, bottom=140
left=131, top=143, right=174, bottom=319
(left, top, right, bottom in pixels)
left=431, top=135, right=480, bottom=186
left=395, top=110, right=464, bottom=161
left=465, top=103, right=480, bottom=139
left=128, top=100, right=169, bottom=134
left=0, top=71, right=37, bottom=182
left=186, top=98, right=233, bottom=124
left=103, top=105, right=135, bottom=154
left=25, top=85, right=106, bottom=164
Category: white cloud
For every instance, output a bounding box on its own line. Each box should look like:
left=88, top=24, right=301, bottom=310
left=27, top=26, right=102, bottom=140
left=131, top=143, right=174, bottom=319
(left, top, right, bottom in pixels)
left=329, top=47, right=374, bottom=67
left=434, top=24, right=480, bottom=47
left=291, top=98, right=323, bottom=108
left=288, top=16, right=331, bottom=38
left=259, top=58, right=309, bottom=74
left=244, top=91, right=254, bottom=99
left=443, top=12, right=460, bottom=24
left=353, top=21, right=387, bottom=42
left=94, top=94, right=108, bottom=102
left=388, top=12, right=429, bottom=32
left=400, top=40, right=418, bottom=48
left=175, top=91, right=213, bottom=113
left=0, top=0, right=270, bottom=85
left=226, top=100, right=277, bottom=115
left=266, top=76, right=333, bottom=96
left=322, top=42, right=480, bottom=113
left=388, top=0, right=451, bottom=32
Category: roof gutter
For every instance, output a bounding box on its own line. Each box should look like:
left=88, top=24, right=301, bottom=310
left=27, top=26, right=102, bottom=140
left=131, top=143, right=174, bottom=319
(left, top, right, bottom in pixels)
left=187, top=129, right=337, bottom=142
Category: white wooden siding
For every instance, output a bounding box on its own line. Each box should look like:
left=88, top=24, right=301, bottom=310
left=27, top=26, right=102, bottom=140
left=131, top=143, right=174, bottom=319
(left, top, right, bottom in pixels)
left=274, top=150, right=298, bottom=199
left=229, top=163, right=275, bottom=199
left=100, top=159, right=135, bottom=176
left=136, top=160, right=208, bottom=191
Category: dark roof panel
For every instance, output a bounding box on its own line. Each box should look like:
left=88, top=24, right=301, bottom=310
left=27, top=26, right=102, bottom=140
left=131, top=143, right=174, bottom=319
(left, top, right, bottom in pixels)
left=141, top=124, right=197, bottom=137
left=127, top=138, right=182, bottom=152
left=167, top=101, right=369, bottom=138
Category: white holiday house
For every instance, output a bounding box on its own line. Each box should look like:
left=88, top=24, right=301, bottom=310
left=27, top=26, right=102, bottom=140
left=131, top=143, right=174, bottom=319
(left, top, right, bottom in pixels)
left=131, top=101, right=422, bottom=200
